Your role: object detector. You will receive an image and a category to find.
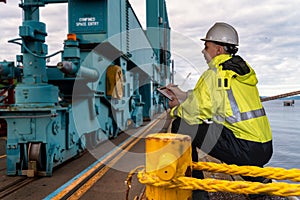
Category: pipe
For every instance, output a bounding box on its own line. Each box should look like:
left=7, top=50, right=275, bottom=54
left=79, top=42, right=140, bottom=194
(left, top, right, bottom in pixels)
left=78, top=66, right=99, bottom=82
left=57, top=61, right=78, bottom=75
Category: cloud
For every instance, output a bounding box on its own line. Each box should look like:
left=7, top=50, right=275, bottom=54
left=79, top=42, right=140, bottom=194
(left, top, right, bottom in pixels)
left=163, top=0, right=300, bottom=95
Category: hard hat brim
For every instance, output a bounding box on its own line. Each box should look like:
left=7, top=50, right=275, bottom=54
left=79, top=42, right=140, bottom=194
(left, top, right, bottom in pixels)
left=200, top=38, right=238, bottom=46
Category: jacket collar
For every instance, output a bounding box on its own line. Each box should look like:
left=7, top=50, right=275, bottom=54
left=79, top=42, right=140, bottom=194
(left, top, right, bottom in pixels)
left=208, top=54, right=232, bottom=69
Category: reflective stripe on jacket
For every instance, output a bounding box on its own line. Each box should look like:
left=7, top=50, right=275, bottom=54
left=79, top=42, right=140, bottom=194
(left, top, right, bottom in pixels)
left=170, top=54, right=272, bottom=143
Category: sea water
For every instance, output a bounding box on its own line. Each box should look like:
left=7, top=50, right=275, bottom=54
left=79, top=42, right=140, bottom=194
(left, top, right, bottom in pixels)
left=263, top=100, right=300, bottom=170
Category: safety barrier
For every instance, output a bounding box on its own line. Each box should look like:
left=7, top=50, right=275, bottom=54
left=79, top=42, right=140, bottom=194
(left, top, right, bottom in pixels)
left=126, top=133, right=300, bottom=200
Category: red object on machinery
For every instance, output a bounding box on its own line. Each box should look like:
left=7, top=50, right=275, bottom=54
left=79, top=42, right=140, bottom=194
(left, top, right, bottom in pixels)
left=0, top=79, right=15, bottom=106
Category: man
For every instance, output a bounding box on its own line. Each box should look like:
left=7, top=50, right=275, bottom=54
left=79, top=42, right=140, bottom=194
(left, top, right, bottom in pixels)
left=167, top=22, right=273, bottom=199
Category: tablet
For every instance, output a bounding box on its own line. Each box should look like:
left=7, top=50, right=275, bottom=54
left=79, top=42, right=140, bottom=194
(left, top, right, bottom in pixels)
left=157, top=87, right=173, bottom=100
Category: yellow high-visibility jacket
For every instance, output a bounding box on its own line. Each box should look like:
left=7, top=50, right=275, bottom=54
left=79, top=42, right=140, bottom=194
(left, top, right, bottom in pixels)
left=171, top=54, right=272, bottom=143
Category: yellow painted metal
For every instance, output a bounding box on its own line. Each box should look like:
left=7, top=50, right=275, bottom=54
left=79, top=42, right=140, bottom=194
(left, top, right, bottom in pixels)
left=106, top=65, right=124, bottom=99
left=145, top=133, right=192, bottom=200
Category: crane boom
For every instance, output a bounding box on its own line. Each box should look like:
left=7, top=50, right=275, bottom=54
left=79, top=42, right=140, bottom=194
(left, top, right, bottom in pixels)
left=261, top=90, right=300, bottom=102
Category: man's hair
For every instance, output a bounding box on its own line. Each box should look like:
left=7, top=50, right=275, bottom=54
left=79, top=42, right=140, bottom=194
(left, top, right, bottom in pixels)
left=224, top=45, right=238, bottom=55
left=213, top=41, right=238, bottom=55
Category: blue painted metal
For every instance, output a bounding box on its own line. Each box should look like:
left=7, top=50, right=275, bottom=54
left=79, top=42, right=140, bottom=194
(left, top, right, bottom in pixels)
left=0, top=0, right=171, bottom=176
left=0, top=61, right=15, bottom=79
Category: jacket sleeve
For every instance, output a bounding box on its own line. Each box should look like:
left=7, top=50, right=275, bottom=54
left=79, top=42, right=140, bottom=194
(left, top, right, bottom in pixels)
left=170, top=70, right=223, bottom=125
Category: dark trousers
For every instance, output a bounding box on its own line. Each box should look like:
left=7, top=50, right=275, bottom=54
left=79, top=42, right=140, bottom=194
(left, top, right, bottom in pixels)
left=171, top=118, right=273, bottom=198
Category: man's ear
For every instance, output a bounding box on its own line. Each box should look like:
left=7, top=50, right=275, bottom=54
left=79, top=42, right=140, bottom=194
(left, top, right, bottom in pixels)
left=216, top=45, right=224, bottom=54
left=219, top=45, right=227, bottom=54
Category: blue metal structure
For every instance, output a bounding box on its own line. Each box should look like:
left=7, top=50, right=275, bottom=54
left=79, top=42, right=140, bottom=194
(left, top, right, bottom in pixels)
left=0, top=0, right=171, bottom=176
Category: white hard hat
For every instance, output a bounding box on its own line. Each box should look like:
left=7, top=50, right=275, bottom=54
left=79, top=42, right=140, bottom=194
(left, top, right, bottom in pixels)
left=201, top=22, right=239, bottom=46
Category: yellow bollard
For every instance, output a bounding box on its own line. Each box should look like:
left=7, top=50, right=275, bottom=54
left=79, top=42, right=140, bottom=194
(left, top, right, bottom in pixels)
left=145, top=133, right=192, bottom=200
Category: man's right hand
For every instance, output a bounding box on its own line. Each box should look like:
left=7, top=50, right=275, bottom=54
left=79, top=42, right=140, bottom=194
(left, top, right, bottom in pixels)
left=166, top=84, right=187, bottom=102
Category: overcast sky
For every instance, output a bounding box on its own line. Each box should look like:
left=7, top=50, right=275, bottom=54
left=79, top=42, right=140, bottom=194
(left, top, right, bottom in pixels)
left=1, top=0, right=300, bottom=96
